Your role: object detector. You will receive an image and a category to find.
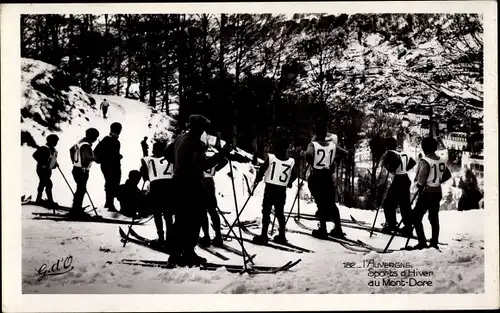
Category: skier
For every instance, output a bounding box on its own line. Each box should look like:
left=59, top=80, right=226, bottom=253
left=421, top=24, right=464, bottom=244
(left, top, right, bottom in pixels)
left=251, top=137, right=298, bottom=245
left=141, top=136, right=149, bottom=157
left=199, top=131, right=228, bottom=248
left=116, top=170, right=146, bottom=218
left=164, top=114, right=233, bottom=268
left=458, top=168, right=482, bottom=211
left=32, top=134, right=59, bottom=206
left=305, top=120, right=348, bottom=239
left=379, top=137, right=416, bottom=235
left=100, top=99, right=110, bottom=118
left=94, top=122, right=123, bottom=212
left=70, top=128, right=100, bottom=216
left=140, top=141, right=175, bottom=248
left=408, top=137, right=451, bottom=250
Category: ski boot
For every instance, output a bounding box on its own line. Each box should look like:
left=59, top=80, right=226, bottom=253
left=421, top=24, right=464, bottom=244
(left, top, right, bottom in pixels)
left=428, top=241, right=440, bottom=251
left=273, top=234, right=288, bottom=245
left=381, top=224, right=397, bottom=234
left=311, top=227, right=329, bottom=239
left=183, top=251, right=207, bottom=267
left=35, top=196, right=45, bottom=205
left=67, top=209, right=92, bottom=220
left=405, top=242, right=428, bottom=250
left=329, top=228, right=346, bottom=239
left=398, top=226, right=413, bottom=237
left=252, top=234, right=269, bottom=245
left=199, top=236, right=211, bottom=248
left=211, top=235, right=224, bottom=248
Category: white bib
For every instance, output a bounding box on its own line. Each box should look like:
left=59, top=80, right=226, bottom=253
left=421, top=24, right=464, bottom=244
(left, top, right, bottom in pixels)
left=143, top=157, right=173, bottom=181
left=312, top=141, right=336, bottom=170
left=72, top=142, right=92, bottom=169
left=389, top=150, right=410, bottom=175
left=422, top=156, right=446, bottom=187
left=203, top=151, right=217, bottom=178
left=264, top=154, right=295, bottom=186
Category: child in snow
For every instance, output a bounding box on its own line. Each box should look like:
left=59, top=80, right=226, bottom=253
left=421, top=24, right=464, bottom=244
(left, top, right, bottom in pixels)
left=305, top=120, right=348, bottom=239
left=379, top=137, right=416, bottom=236
left=409, top=137, right=451, bottom=250
left=140, top=141, right=175, bottom=247
left=116, top=170, right=146, bottom=218
left=33, top=134, right=60, bottom=206
left=199, top=131, right=228, bottom=248
left=252, top=137, right=298, bottom=245
left=70, top=128, right=100, bottom=216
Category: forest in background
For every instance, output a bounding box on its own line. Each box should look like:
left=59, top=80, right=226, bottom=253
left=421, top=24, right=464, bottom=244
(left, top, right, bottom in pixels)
left=21, top=13, right=483, bottom=209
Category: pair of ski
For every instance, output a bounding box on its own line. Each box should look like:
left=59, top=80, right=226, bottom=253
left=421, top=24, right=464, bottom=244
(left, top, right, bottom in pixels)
left=278, top=210, right=368, bottom=227
left=119, top=227, right=254, bottom=262
left=32, top=210, right=147, bottom=225
left=119, top=228, right=300, bottom=274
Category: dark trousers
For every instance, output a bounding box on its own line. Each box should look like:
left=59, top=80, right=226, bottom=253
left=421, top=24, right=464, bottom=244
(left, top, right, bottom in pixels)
left=308, top=171, right=342, bottom=230
left=149, top=180, right=174, bottom=241
left=170, top=178, right=208, bottom=258
left=72, top=167, right=89, bottom=211
left=201, top=177, right=222, bottom=238
left=260, top=184, right=287, bottom=237
left=383, top=174, right=412, bottom=229
left=101, top=164, right=121, bottom=208
left=36, top=166, right=53, bottom=201
left=102, top=106, right=108, bottom=118
left=412, top=191, right=442, bottom=246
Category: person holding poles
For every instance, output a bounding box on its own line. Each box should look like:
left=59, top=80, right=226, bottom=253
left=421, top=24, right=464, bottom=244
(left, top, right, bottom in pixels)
left=69, top=128, right=100, bottom=217
left=140, top=141, right=175, bottom=248
left=199, top=131, right=228, bottom=248
left=305, top=120, right=348, bottom=239
left=251, top=137, right=299, bottom=245
left=32, top=134, right=60, bottom=207
left=379, top=137, right=416, bottom=236
left=408, top=136, right=451, bottom=250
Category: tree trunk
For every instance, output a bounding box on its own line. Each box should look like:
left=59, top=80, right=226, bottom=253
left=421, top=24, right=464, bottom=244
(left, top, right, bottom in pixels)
left=125, top=15, right=133, bottom=98
left=219, top=13, right=227, bottom=138
left=103, top=14, right=110, bottom=94
left=115, top=15, right=122, bottom=96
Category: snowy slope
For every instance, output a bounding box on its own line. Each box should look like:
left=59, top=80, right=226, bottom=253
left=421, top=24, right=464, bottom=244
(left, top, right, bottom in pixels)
left=21, top=59, right=484, bottom=294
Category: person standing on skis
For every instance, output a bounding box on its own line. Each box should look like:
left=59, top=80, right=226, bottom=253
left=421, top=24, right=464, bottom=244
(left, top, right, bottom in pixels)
left=141, top=136, right=149, bottom=157
left=100, top=99, right=110, bottom=118
left=251, top=137, right=298, bottom=245
left=305, top=120, right=348, bottom=239
left=140, top=141, right=175, bottom=248
left=379, top=137, right=416, bottom=236
left=32, top=134, right=59, bottom=207
left=408, top=137, right=451, bottom=250
left=94, top=122, right=123, bottom=212
left=70, top=128, right=100, bottom=216
left=164, top=114, right=233, bottom=268
left=199, top=131, right=228, bottom=248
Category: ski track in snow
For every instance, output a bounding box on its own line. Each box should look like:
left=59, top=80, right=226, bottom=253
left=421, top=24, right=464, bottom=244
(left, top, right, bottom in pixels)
left=21, top=61, right=484, bottom=294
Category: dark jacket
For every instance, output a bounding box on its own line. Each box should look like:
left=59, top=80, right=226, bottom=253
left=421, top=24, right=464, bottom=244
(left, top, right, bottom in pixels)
left=117, top=180, right=144, bottom=215
left=94, top=135, right=122, bottom=167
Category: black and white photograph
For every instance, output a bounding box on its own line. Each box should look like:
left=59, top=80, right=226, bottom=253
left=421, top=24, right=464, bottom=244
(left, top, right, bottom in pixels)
left=2, top=1, right=498, bottom=311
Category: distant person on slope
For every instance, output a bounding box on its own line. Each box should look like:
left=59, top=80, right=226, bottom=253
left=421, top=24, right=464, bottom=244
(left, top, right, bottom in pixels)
left=94, top=122, right=123, bottom=212
left=163, top=114, right=233, bottom=268
left=100, top=99, right=110, bottom=118
left=409, top=137, right=451, bottom=250
left=116, top=170, right=146, bottom=218
left=305, top=120, right=348, bottom=239
left=199, top=131, right=228, bottom=248
left=32, top=134, right=60, bottom=207
left=379, top=137, right=416, bottom=236
left=251, top=137, right=298, bottom=245
left=140, top=141, right=175, bottom=248
left=69, top=128, right=100, bottom=216
left=141, top=136, right=149, bottom=157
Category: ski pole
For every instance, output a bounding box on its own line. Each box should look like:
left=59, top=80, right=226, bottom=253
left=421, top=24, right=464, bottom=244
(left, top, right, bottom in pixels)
left=57, top=166, right=75, bottom=195
left=369, top=172, right=390, bottom=238
left=85, top=191, right=100, bottom=217
left=227, top=159, right=248, bottom=271
left=383, top=191, right=420, bottom=253
left=223, top=185, right=256, bottom=239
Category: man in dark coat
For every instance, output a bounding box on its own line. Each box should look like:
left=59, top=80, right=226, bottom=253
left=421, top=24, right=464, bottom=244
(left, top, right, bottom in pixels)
left=33, top=134, right=59, bottom=206
left=164, top=115, right=232, bottom=268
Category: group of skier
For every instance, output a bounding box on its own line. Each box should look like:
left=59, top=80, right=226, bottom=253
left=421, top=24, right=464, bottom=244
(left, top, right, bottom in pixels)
left=32, top=111, right=453, bottom=267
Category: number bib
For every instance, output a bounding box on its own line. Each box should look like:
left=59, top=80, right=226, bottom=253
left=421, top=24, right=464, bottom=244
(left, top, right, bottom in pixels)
left=143, top=157, right=173, bottom=181
left=312, top=141, right=336, bottom=170
left=264, top=154, right=295, bottom=187
left=389, top=150, right=409, bottom=175
left=423, top=156, right=446, bottom=187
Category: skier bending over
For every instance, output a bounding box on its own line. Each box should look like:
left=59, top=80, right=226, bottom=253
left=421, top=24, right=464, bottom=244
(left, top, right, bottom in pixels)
left=379, top=137, right=416, bottom=236
left=140, top=141, right=175, bottom=248
left=164, top=114, right=232, bottom=268
left=409, top=137, right=451, bottom=250
left=199, top=131, right=228, bottom=248
left=251, top=137, right=298, bottom=245
left=305, top=120, right=348, bottom=239
left=116, top=170, right=146, bottom=218
left=100, top=99, right=110, bottom=118
left=32, top=134, right=59, bottom=207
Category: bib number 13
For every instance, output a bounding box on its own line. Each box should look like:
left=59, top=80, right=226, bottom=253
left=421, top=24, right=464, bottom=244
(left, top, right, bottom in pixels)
left=270, top=162, right=291, bottom=183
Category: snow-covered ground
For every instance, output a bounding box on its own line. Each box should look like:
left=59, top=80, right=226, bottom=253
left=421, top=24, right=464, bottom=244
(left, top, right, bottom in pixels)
left=18, top=59, right=486, bottom=296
